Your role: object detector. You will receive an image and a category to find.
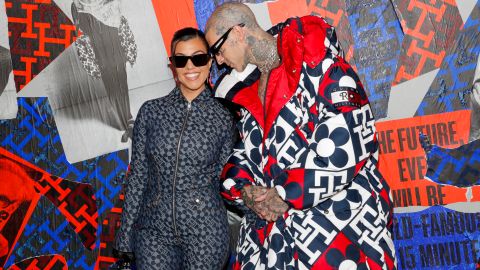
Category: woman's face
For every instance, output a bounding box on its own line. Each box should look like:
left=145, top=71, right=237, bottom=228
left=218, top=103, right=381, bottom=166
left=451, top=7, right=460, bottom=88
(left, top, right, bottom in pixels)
left=173, top=37, right=212, bottom=99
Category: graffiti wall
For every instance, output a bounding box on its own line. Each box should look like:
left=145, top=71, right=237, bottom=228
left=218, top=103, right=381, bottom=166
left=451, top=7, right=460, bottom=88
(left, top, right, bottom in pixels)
left=0, top=0, right=479, bottom=269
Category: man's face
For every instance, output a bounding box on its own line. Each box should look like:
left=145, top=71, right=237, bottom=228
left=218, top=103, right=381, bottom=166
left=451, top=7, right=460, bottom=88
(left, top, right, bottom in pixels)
left=206, top=25, right=246, bottom=72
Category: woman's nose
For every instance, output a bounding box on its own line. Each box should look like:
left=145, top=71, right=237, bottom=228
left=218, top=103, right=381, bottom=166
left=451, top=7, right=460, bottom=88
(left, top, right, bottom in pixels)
left=185, top=58, right=195, bottom=69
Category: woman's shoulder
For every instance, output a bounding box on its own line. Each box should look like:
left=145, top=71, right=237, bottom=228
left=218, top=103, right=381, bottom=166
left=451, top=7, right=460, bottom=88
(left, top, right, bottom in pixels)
left=137, top=94, right=173, bottom=117
left=208, top=97, right=233, bottom=118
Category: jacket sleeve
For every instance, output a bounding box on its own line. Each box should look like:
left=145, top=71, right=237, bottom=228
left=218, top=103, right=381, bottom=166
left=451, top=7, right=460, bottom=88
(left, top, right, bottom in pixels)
left=114, top=102, right=150, bottom=252
left=214, top=113, right=235, bottom=191
left=220, top=139, right=265, bottom=224
left=220, top=139, right=256, bottom=205
left=275, top=59, right=378, bottom=210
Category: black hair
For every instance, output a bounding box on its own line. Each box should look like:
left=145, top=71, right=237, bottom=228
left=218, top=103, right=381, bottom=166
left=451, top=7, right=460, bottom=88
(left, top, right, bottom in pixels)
left=170, top=27, right=209, bottom=56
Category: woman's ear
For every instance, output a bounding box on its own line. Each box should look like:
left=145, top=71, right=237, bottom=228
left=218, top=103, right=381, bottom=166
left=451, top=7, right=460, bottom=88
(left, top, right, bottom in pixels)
left=168, top=61, right=178, bottom=82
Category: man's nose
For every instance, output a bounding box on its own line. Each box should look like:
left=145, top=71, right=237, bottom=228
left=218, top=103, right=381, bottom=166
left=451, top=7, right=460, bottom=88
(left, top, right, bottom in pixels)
left=215, top=54, right=224, bottom=65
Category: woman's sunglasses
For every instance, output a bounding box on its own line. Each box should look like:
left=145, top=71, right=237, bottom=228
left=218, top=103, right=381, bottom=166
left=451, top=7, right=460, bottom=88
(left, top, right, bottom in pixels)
left=169, top=54, right=210, bottom=68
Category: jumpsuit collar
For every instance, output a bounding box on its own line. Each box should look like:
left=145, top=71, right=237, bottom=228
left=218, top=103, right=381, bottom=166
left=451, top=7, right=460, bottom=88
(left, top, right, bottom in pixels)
left=171, top=86, right=213, bottom=105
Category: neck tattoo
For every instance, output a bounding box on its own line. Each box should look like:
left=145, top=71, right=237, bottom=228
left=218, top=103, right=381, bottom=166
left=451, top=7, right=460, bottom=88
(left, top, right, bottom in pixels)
left=250, top=36, right=280, bottom=74
left=257, top=46, right=280, bottom=74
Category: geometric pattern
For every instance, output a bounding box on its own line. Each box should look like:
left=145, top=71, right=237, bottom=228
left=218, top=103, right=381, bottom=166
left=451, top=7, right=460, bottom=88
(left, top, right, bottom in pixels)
left=0, top=0, right=478, bottom=269
left=0, top=147, right=98, bottom=250
left=392, top=206, right=480, bottom=270
left=217, top=15, right=395, bottom=269
left=115, top=87, right=232, bottom=270
left=307, top=0, right=357, bottom=65
left=0, top=158, right=39, bottom=269
left=422, top=137, right=480, bottom=187
left=7, top=254, right=67, bottom=270
left=5, top=0, right=78, bottom=91
left=392, top=0, right=463, bottom=86
left=416, top=2, right=480, bottom=116
left=95, top=189, right=124, bottom=270
left=5, top=196, right=95, bottom=270
left=345, top=0, right=404, bottom=119
left=1, top=97, right=82, bottom=179
left=0, top=98, right=128, bottom=269
left=34, top=175, right=98, bottom=250
left=0, top=97, right=129, bottom=187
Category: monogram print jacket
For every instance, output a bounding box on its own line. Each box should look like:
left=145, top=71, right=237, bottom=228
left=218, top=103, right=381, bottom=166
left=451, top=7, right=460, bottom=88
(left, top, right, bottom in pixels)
left=215, top=16, right=397, bottom=269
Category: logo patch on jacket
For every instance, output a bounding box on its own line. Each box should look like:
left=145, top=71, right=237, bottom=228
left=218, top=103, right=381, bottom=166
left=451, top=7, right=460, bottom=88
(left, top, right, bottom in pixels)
left=331, top=87, right=361, bottom=108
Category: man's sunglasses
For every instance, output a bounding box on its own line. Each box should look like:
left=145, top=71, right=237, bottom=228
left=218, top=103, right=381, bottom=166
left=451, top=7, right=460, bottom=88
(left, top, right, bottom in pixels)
left=209, top=23, right=245, bottom=56
left=169, top=54, right=211, bottom=68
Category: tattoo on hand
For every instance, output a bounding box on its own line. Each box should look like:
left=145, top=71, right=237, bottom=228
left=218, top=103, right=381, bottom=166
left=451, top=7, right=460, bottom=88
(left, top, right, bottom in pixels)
left=241, top=188, right=255, bottom=209
left=241, top=185, right=266, bottom=210
left=242, top=186, right=289, bottom=221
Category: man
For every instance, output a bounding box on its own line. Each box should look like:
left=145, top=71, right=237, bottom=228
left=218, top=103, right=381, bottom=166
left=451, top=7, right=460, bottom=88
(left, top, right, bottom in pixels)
left=205, top=3, right=396, bottom=269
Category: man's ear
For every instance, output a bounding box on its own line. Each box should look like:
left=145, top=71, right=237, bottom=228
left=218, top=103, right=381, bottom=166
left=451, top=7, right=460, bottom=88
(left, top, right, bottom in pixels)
left=234, top=25, right=246, bottom=42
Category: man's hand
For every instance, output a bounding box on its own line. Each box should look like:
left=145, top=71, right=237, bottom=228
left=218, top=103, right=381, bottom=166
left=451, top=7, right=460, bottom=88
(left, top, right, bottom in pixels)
left=241, top=185, right=268, bottom=214
left=255, top=188, right=289, bottom=222
left=241, top=186, right=288, bottom=222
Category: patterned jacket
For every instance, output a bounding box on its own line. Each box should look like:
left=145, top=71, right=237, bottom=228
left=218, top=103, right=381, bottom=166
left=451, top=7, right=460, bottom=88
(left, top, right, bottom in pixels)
left=115, top=87, right=233, bottom=252
left=216, top=16, right=396, bottom=269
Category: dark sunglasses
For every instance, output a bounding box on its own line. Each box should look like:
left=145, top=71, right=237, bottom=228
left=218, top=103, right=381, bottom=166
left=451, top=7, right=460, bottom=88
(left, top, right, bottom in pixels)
left=209, top=23, right=245, bottom=56
left=169, top=54, right=210, bottom=68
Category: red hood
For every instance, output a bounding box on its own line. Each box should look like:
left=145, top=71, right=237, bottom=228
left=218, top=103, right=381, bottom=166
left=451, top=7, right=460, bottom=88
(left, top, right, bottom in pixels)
left=215, top=15, right=341, bottom=136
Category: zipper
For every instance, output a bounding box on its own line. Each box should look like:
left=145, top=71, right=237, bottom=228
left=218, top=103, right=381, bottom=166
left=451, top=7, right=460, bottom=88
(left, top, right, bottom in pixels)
left=261, top=71, right=274, bottom=176
left=172, top=101, right=191, bottom=237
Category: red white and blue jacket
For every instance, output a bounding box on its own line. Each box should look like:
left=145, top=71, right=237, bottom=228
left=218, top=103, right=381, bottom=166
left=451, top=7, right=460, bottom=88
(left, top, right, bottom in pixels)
left=215, top=16, right=397, bottom=269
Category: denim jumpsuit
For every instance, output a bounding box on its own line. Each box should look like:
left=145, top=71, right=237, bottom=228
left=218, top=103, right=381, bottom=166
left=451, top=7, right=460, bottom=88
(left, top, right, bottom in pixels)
left=115, top=87, right=233, bottom=269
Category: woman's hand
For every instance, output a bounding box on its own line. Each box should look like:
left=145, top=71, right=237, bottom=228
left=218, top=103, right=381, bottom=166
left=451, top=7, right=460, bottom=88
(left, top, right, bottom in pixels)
left=112, top=248, right=136, bottom=269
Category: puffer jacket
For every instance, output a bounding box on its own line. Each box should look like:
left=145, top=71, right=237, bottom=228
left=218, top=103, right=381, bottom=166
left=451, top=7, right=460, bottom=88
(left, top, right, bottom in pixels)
left=115, top=87, right=233, bottom=251
left=216, top=16, right=396, bottom=269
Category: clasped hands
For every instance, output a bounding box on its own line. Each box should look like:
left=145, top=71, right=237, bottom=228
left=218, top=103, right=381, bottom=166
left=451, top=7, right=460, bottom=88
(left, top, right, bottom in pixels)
left=241, top=185, right=289, bottom=222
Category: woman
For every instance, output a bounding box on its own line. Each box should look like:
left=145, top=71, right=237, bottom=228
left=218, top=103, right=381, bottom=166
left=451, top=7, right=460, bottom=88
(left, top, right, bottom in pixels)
left=114, top=28, right=233, bottom=270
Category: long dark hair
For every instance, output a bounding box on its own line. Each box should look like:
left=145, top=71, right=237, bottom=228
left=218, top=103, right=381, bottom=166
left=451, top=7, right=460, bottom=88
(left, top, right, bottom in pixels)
left=170, top=27, right=209, bottom=56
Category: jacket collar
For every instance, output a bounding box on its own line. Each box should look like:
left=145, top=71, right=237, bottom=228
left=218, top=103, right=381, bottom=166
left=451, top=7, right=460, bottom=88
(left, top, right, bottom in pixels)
left=215, top=64, right=265, bottom=128
left=171, top=85, right=213, bottom=104
left=215, top=16, right=335, bottom=135
left=215, top=64, right=259, bottom=100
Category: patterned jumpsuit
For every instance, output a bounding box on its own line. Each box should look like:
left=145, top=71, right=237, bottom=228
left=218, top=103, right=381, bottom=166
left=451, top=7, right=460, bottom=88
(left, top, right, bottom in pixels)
left=115, top=87, right=233, bottom=269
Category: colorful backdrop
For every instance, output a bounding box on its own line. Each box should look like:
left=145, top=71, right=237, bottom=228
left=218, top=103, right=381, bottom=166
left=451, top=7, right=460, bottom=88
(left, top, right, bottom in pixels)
left=0, top=0, right=479, bottom=269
